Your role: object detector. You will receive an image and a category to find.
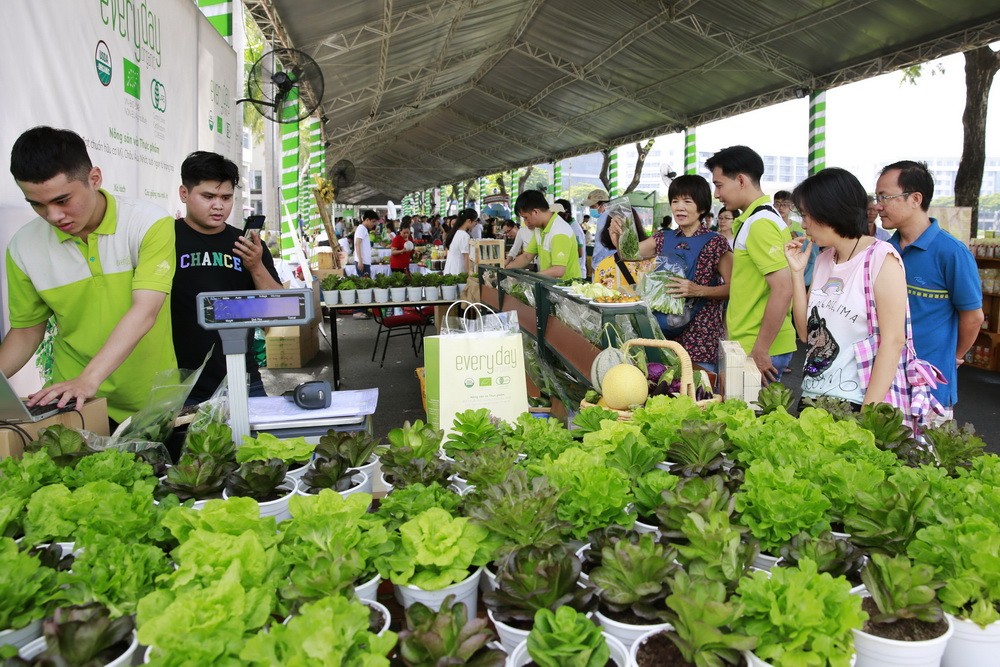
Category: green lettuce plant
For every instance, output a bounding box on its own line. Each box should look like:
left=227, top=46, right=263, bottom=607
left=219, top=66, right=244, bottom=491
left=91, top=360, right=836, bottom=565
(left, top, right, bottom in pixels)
left=240, top=594, right=397, bottom=666
left=591, top=532, right=680, bottom=623
left=604, top=433, right=661, bottom=481
left=572, top=405, right=621, bottom=435
left=530, top=447, right=633, bottom=540
left=668, top=420, right=731, bottom=477
left=861, top=553, right=944, bottom=625
left=397, top=595, right=505, bottom=667
left=237, top=433, right=314, bottom=465
left=675, top=510, right=757, bottom=593
left=655, top=474, right=734, bottom=540
left=0, top=537, right=63, bottom=632
left=337, top=279, right=357, bottom=291
left=26, top=425, right=91, bottom=467
left=779, top=531, right=866, bottom=585
left=300, top=454, right=355, bottom=493
left=381, top=420, right=449, bottom=487
left=526, top=607, right=609, bottom=667
left=908, top=514, right=1000, bottom=627
left=843, top=468, right=937, bottom=556
left=451, top=445, right=520, bottom=488
left=753, top=382, right=795, bottom=415
left=182, top=422, right=236, bottom=462
left=314, top=430, right=380, bottom=468
left=734, top=559, right=866, bottom=667
left=444, top=408, right=508, bottom=456
left=320, top=274, right=340, bottom=291
left=578, top=525, right=643, bottom=576
left=12, top=603, right=134, bottom=667
left=0, top=451, right=62, bottom=501
left=379, top=507, right=493, bottom=590
left=923, top=420, right=987, bottom=476
left=158, top=453, right=235, bottom=502
left=735, top=461, right=831, bottom=554
left=631, top=468, right=679, bottom=522
left=464, top=470, right=568, bottom=561
left=505, top=414, right=576, bottom=460
left=856, top=403, right=931, bottom=467
left=632, top=395, right=704, bottom=452
left=375, top=482, right=463, bottom=532
left=59, top=449, right=155, bottom=491
left=63, top=534, right=171, bottom=618
left=659, top=571, right=756, bottom=667
left=483, top=545, right=596, bottom=627
left=800, top=395, right=859, bottom=422
left=808, top=457, right=885, bottom=525
left=225, top=459, right=289, bottom=501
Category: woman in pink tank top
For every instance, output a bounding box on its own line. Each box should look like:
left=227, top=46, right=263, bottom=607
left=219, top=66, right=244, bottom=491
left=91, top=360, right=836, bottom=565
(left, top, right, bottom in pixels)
left=782, top=168, right=908, bottom=410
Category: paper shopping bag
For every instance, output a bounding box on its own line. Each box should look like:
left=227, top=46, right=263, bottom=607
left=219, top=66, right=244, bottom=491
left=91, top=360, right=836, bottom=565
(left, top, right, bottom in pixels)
left=424, top=330, right=529, bottom=434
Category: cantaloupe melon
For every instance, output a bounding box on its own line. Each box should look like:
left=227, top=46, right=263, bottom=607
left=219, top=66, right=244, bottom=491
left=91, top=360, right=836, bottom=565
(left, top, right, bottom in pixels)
left=601, top=364, right=648, bottom=410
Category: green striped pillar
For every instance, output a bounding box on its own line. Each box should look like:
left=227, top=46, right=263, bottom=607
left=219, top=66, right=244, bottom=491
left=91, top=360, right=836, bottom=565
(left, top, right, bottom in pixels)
left=808, top=91, right=827, bottom=176
left=457, top=182, right=464, bottom=209
left=608, top=148, right=619, bottom=197
left=308, top=116, right=324, bottom=230
left=684, top=128, right=697, bottom=175
left=197, top=0, right=232, bottom=43
left=510, top=169, right=519, bottom=205
left=553, top=162, right=563, bottom=199
left=279, top=92, right=300, bottom=261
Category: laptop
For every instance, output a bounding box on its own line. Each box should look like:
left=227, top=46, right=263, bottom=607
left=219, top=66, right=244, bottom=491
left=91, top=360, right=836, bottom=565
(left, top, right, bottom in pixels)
left=0, top=372, right=67, bottom=423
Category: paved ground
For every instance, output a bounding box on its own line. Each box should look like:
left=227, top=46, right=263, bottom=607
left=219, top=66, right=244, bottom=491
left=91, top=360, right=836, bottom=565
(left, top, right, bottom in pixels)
left=261, top=312, right=1000, bottom=454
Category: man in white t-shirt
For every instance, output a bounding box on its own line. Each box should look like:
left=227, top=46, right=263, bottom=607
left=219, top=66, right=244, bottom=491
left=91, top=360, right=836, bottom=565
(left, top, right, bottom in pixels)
left=354, top=209, right=378, bottom=275
left=469, top=217, right=483, bottom=240
left=503, top=220, right=535, bottom=268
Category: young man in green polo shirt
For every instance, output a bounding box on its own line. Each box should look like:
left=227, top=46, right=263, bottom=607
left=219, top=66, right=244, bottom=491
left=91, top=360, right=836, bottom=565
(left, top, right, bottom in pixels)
left=1, top=126, right=176, bottom=426
left=705, top=145, right=795, bottom=383
left=506, top=190, right=582, bottom=280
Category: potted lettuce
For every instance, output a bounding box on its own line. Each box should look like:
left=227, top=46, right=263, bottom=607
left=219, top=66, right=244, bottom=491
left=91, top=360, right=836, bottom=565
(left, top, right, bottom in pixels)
left=440, top=273, right=461, bottom=300
left=630, top=571, right=756, bottom=667
left=381, top=420, right=449, bottom=490
left=423, top=272, right=443, bottom=300
left=734, top=461, right=831, bottom=569
left=372, top=273, right=391, bottom=302
left=320, top=273, right=340, bottom=304
left=674, top=509, right=757, bottom=594
left=337, top=278, right=358, bottom=305
left=237, top=433, right=314, bottom=481
left=442, top=408, right=508, bottom=459
left=406, top=272, right=425, bottom=301
left=279, top=490, right=391, bottom=605
left=300, top=454, right=367, bottom=500
left=396, top=595, right=504, bottom=667
left=355, top=275, right=375, bottom=304
left=315, top=430, right=381, bottom=482
left=389, top=271, right=408, bottom=302
left=853, top=553, right=952, bottom=667
left=157, top=454, right=235, bottom=505
left=378, top=507, right=494, bottom=621
left=483, top=544, right=596, bottom=653
left=0, top=538, right=63, bottom=650
left=375, top=482, right=463, bottom=533
left=451, top=445, right=520, bottom=492
left=223, top=458, right=296, bottom=521
left=12, top=603, right=137, bottom=667
left=240, top=595, right=396, bottom=666
left=509, top=607, right=629, bottom=667
left=591, top=532, right=680, bottom=649
left=733, top=559, right=866, bottom=667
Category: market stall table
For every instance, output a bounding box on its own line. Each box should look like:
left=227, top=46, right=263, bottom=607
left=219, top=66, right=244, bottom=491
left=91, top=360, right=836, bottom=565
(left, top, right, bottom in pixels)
left=324, top=299, right=459, bottom=389
left=344, top=264, right=432, bottom=277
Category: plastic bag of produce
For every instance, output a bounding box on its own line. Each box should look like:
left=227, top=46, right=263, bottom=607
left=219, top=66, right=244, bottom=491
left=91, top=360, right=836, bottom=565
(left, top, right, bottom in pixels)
left=639, top=255, right=696, bottom=335
left=607, top=197, right=641, bottom=260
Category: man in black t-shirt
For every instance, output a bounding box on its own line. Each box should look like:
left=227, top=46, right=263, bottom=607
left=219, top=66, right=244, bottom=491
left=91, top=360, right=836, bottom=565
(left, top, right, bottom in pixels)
left=173, top=151, right=282, bottom=404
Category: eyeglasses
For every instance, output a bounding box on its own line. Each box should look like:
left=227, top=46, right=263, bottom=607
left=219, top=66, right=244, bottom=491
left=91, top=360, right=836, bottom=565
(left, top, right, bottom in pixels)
left=774, top=202, right=794, bottom=209
left=870, top=192, right=911, bottom=204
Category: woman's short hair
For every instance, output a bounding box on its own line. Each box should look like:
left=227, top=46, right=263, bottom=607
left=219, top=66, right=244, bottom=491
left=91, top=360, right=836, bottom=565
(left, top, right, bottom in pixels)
left=792, top=167, right=868, bottom=239
left=667, top=175, right=712, bottom=220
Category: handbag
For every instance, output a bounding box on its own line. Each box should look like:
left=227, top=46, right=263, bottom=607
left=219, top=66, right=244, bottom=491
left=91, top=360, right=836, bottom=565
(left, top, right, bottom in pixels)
left=853, top=243, right=947, bottom=432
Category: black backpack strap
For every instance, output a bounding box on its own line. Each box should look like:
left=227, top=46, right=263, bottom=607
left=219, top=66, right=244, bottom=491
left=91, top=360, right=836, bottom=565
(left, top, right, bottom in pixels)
left=614, top=252, right=636, bottom=285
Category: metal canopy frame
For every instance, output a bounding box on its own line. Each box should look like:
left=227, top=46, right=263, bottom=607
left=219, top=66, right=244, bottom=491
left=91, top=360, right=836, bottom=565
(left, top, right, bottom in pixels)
left=243, top=0, right=1000, bottom=204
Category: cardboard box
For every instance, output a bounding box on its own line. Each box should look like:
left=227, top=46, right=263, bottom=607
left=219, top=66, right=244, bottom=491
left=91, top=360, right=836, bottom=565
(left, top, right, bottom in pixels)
left=0, top=398, right=110, bottom=460
left=265, top=322, right=320, bottom=368
left=311, top=248, right=338, bottom=269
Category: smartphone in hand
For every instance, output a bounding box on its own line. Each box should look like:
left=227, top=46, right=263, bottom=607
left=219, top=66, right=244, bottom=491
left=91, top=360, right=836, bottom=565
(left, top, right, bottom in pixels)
left=243, top=215, right=265, bottom=235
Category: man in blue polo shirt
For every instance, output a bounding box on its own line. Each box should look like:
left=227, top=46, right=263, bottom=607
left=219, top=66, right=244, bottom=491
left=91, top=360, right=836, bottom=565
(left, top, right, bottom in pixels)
left=876, top=160, right=983, bottom=420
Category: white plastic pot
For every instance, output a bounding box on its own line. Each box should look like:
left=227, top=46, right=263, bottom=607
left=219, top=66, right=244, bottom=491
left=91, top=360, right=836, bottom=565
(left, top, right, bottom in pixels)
left=395, top=568, right=482, bottom=623
left=506, top=632, right=628, bottom=667
left=20, top=630, right=138, bottom=667
left=480, top=563, right=498, bottom=594
left=441, top=285, right=459, bottom=300
left=390, top=287, right=408, bottom=302
left=357, top=288, right=374, bottom=304
left=296, top=471, right=369, bottom=504
left=633, top=518, right=659, bottom=535
left=595, top=609, right=672, bottom=652
left=339, top=289, right=357, bottom=305
left=941, top=614, right=1000, bottom=667
left=489, top=608, right=529, bottom=655
left=752, top=552, right=781, bottom=571
left=853, top=613, right=953, bottom=667
left=449, top=475, right=472, bottom=494
left=285, top=459, right=312, bottom=483
left=222, top=475, right=298, bottom=522
left=406, top=286, right=423, bottom=301
left=373, top=288, right=390, bottom=303
left=380, top=471, right=394, bottom=494
left=0, top=619, right=42, bottom=650
left=322, top=290, right=339, bottom=305
left=424, top=286, right=441, bottom=301
left=742, top=649, right=857, bottom=666
left=350, top=453, right=379, bottom=482
left=354, top=573, right=381, bottom=602
left=576, top=543, right=592, bottom=584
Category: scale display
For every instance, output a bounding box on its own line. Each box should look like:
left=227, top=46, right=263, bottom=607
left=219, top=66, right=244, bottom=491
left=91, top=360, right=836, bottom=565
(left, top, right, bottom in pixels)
left=197, top=290, right=314, bottom=329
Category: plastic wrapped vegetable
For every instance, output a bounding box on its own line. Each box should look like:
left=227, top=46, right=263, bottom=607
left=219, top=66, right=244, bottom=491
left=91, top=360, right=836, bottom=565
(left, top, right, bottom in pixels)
left=638, top=270, right=685, bottom=315
left=607, top=197, right=641, bottom=261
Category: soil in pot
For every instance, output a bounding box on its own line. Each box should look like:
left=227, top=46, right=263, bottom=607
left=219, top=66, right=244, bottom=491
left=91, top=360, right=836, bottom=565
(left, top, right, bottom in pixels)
left=634, top=631, right=749, bottom=667
left=860, top=597, right=949, bottom=641
left=526, top=662, right=615, bottom=667
left=368, top=606, right=386, bottom=635
left=599, top=605, right=662, bottom=627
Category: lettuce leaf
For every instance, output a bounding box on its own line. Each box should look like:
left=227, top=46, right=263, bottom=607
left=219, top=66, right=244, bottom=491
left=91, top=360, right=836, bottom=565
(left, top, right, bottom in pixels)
left=237, top=432, right=314, bottom=464
left=0, top=537, right=63, bottom=631
left=735, top=461, right=831, bottom=553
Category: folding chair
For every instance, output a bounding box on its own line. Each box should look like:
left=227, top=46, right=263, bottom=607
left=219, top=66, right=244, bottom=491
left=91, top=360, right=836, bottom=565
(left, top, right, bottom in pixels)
left=370, top=307, right=423, bottom=367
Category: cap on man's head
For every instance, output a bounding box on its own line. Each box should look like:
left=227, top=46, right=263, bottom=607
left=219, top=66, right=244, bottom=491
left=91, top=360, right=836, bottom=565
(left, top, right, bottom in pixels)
left=582, top=188, right=610, bottom=207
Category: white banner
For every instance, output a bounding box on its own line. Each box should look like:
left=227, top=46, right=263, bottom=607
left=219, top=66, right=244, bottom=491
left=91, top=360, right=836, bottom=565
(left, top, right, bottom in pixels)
left=0, top=0, right=239, bottom=391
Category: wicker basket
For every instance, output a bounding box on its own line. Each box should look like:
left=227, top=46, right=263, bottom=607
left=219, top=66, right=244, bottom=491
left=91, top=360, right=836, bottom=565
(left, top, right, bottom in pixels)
left=580, top=338, right=721, bottom=420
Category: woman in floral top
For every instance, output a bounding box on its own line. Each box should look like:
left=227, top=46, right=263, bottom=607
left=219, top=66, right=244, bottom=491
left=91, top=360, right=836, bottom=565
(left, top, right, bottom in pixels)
left=609, top=176, right=732, bottom=370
